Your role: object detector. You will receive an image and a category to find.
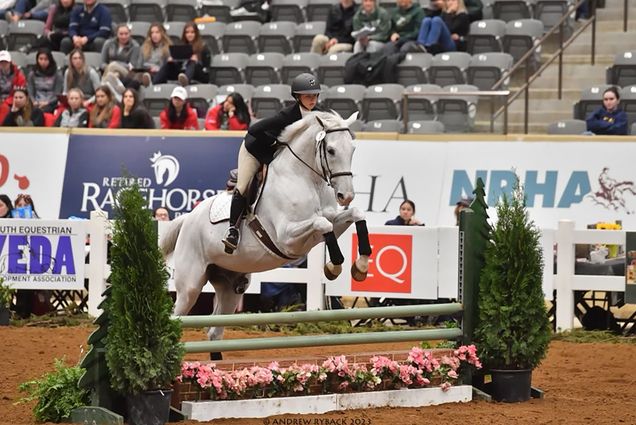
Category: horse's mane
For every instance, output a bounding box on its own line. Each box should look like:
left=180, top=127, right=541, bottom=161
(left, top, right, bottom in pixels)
left=278, top=110, right=345, bottom=145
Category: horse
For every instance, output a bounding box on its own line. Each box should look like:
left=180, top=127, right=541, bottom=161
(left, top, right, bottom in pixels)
left=160, top=110, right=371, bottom=357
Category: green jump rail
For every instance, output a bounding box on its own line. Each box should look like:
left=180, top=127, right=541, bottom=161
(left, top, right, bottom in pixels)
left=174, top=303, right=464, bottom=354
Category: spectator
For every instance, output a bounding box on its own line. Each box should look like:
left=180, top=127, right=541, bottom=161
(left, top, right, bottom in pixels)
left=454, top=197, right=473, bottom=225
left=311, top=0, right=358, bottom=55
left=61, top=0, right=112, bottom=54
left=424, top=0, right=444, bottom=17
left=464, top=0, right=483, bottom=22
left=586, top=87, right=628, bottom=136
left=159, top=86, right=199, bottom=130
left=205, top=92, right=250, bottom=131
left=88, top=84, right=121, bottom=128
left=43, top=0, right=76, bottom=51
left=54, top=87, right=88, bottom=127
left=352, top=0, right=391, bottom=54
left=63, top=48, right=100, bottom=103
left=153, top=206, right=171, bottom=221
left=0, top=194, right=14, bottom=218
left=5, top=0, right=51, bottom=22
left=0, top=0, right=17, bottom=18
left=101, top=23, right=142, bottom=92
left=416, top=0, right=470, bottom=54
left=13, top=193, right=39, bottom=218
left=27, top=48, right=63, bottom=113
left=2, top=86, right=44, bottom=126
left=384, top=0, right=425, bottom=54
left=0, top=50, right=27, bottom=107
left=119, top=88, right=154, bottom=129
left=140, top=23, right=172, bottom=88
left=152, top=22, right=210, bottom=86
left=385, top=199, right=423, bottom=225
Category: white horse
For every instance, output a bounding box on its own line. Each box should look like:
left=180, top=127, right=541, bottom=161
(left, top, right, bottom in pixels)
left=160, top=111, right=371, bottom=357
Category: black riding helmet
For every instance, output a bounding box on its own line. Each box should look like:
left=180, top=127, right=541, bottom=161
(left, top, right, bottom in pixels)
left=290, top=73, right=321, bottom=98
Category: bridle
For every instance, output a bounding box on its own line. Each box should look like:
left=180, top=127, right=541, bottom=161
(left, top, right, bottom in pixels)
left=278, top=125, right=354, bottom=187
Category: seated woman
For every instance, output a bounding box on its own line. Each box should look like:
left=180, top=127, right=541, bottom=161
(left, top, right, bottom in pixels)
left=54, top=88, right=88, bottom=128
left=205, top=92, right=250, bottom=131
left=13, top=193, right=39, bottom=218
left=27, top=48, right=63, bottom=114
left=64, top=49, right=101, bottom=103
left=159, top=86, right=199, bottom=130
left=140, top=23, right=172, bottom=87
left=385, top=199, right=423, bottom=226
left=2, top=86, right=44, bottom=126
left=88, top=85, right=121, bottom=128
left=416, top=0, right=470, bottom=54
left=101, top=23, right=142, bottom=94
left=153, top=21, right=211, bottom=86
left=43, top=0, right=75, bottom=51
left=120, top=88, right=154, bottom=129
left=586, top=86, right=628, bottom=135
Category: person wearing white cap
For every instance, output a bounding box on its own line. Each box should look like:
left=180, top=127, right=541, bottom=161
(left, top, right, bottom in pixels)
left=0, top=50, right=27, bottom=111
left=159, top=86, right=199, bottom=130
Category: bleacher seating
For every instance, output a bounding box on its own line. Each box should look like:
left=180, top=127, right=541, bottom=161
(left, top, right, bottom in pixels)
left=129, top=21, right=152, bottom=45
left=7, top=20, right=45, bottom=51
left=164, top=21, right=186, bottom=44
left=503, top=19, right=543, bottom=69
left=305, top=0, right=336, bottom=22
left=573, top=85, right=612, bottom=121
left=166, top=0, right=198, bottom=22
left=186, top=84, right=218, bottom=117
left=201, top=0, right=239, bottom=23
left=619, top=85, right=636, bottom=129
left=429, top=52, right=471, bottom=87
left=437, top=84, right=479, bottom=133
left=361, top=84, right=404, bottom=122
left=129, top=0, right=166, bottom=23
left=259, top=21, right=295, bottom=54
left=143, top=83, right=177, bottom=116
left=466, top=52, right=514, bottom=90
left=294, top=21, right=326, bottom=52
left=270, top=0, right=309, bottom=24
left=606, top=51, right=636, bottom=88
left=407, top=120, right=445, bottom=134
left=492, top=0, right=534, bottom=22
left=404, top=84, right=443, bottom=122
left=251, top=84, right=294, bottom=118
left=396, top=52, right=432, bottom=87
left=245, top=52, right=285, bottom=85
left=362, top=120, right=403, bottom=133
left=210, top=53, right=249, bottom=86
left=216, top=84, right=256, bottom=105
left=317, top=52, right=352, bottom=87
left=281, top=52, right=321, bottom=84
left=198, top=21, right=226, bottom=55
left=223, top=20, right=261, bottom=54
left=103, top=0, right=130, bottom=24
left=547, top=119, right=586, bottom=134
left=467, top=19, right=506, bottom=54
left=322, top=84, right=365, bottom=118
left=0, top=20, right=8, bottom=50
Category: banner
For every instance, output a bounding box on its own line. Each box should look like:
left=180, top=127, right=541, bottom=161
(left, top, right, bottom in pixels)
left=60, top=134, right=243, bottom=219
left=0, top=219, right=87, bottom=290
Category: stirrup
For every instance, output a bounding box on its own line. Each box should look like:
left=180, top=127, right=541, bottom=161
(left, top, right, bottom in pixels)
left=222, top=227, right=240, bottom=254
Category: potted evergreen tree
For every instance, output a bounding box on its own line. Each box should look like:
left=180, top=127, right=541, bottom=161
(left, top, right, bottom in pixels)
left=474, top=182, right=551, bottom=402
left=0, top=278, right=15, bottom=325
left=105, top=183, right=184, bottom=425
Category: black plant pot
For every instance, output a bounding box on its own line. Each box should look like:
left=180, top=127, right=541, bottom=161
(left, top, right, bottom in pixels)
left=490, top=369, right=532, bottom=403
left=0, top=306, right=10, bottom=326
left=126, top=389, right=173, bottom=425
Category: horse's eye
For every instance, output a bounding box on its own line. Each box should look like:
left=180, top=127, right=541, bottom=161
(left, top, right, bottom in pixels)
left=327, top=148, right=335, bottom=155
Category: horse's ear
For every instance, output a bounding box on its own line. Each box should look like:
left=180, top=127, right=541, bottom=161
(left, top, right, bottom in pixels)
left=345, top=111, right=359, bottom=127
left=315, top=115, right=326, bottom=129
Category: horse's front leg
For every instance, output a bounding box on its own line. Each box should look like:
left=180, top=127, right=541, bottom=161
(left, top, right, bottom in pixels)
left=286, top=216, right=343, bottom=281
left=207, top=273, right=248, bottom=360
left=328, top=207, right=372, bottom=282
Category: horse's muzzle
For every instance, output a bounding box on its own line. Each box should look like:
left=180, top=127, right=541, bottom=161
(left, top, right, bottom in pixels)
left=337, top=192, right=354, bottom=206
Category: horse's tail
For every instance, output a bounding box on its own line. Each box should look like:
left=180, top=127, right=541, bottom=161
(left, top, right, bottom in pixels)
left=160, top=214, right=187, bottom=257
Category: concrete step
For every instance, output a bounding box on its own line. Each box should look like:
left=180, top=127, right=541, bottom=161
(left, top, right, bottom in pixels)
left=595, top=7, right=636, bottom=22
left=565, top=30, right=636, bottom=55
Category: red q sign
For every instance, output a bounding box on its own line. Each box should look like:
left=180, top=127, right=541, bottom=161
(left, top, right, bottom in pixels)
left=351, top=233, right=412, bottom=293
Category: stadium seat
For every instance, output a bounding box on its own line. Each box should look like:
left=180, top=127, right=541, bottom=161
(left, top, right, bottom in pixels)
left=396, top=52, right=432, bottom=87
left=166, top=0, right=198, bottom=22
left=209, top=53, right=249, bottom=85
left=8, top=51, right=27, bottom=70
left=129, top=0, right=166, bottom=22
left=245, top=52, right=285, bottom=85
left=492, top=0, right=534, bottom=22
left=305, top=0, right=337, bottom=22
left=186, top=84, right=218, bottom=118
left=216, top=83, right=255, bottom=105
left=573, top=85, right=611, bottom=120
left=83, top=52, right=103, bottom=71
left=429, top=52, right=471, bottom=87
left=407, top=120, right=445, bottom=134
left=270, top=0, right=308, bottom=24
left=201, top=0, right=239, bottom=23
left=251, top=84, right=294, bottom=118
left=546, top=119, right=586, bottom=135
left=0, top=20, right=8, bottom=50
left=129, top=21, right=152, bottom=45
left=619, top=85, right=636, bottom=129
left=294, top=21, right=326, bottom=52
left=466, top=52, right=514, bottom=90
left=317, top=52, right=352, bottom=87
left=7, top=20, right=45, bottom=51
left=222, top=20, right=261, bottom=54
left=349, top=119, right=363, bottom=132
left=103, top=0, right=130, bottom=24
left=281, top=52, right=321, bottom=83
left=164, top=21, right=186, bottom=44
left=51, top=51, right=67, bottom=69
left=606, top=51, right=636, bottom=88
left=143, top=83, right=177, bottom=116
left=535, top=0, right=572, bottom=33
left=259, top=21, right=295, bottom=54
left=437, top=84, right=479, bottom=133
left=503, top=19, right=544, bottom=69
left=322, top=84, right=365, bottom=118
left=362, top=119, right=403, bottom=132
left=361, top=83, right=404, bottom=121
left=404, top=83, right=443, bottom=122
left=198, top=21, right=225, bottom=55
left=466, top=19, right=506, bottom=54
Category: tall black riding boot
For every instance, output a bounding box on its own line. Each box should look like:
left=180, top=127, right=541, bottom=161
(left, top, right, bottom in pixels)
left=222, top=190, right=248, bottom=254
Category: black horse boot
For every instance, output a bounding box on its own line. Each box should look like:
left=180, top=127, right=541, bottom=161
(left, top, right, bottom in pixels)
left=222, top=189, right=247, bottom=254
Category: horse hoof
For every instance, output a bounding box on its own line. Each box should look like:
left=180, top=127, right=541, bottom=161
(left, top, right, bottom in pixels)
left=210, top=352, right=223, bottom=361
left=324, top=263, right=342, bottom=281
left=351, top=263, right=368, bottom=282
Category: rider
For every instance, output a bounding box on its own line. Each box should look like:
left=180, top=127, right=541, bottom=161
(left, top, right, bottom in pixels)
left=222, top=73, right=322, bottom=253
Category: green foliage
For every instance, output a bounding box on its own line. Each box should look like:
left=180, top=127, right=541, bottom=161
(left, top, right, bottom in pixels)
left=105, top=184, right=184, bottom=395
left=553, top=329, right=636, bottom=345
left=474, top=183, right=551, bottom=370
left=0, top=277, right=16, bottom=308
left=18, top=359, right=90, bottom=422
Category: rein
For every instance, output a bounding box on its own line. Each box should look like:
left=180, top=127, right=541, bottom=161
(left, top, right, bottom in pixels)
left=278, top=126, right=353, bottom=187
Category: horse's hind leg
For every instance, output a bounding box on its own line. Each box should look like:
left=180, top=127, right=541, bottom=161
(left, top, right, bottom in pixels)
left=173, top=265, right=208, bottom=316
left=207, top=270, right=248, bottom=360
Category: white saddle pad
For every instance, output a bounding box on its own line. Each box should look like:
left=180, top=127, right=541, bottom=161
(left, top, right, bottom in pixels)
left=208, top=192, right=232, bottom=224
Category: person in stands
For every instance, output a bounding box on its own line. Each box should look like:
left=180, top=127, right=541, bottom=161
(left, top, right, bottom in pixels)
left=27, top=48, right=63, bottom=113
left=586, top=86, right=628, bottom=136
left=0, top=194, right=14, bottom=218
left=416, top=0, right=470, bottom=54
left=351, top=0, right=391, bottom=54
left=43, top=0, right=76, bottom=51
left=2, top=86, right=44, bottom=127
left=0, top=50, right=27, bottom=123
left=159, top=86, right=199, bottom=130
left=54, top=87, right=88, bottom=127
left=100, top=23, right=142, bottom=93
left=5, top=0, right=51, bottom=22
left=88, top=84, right=121, bottom=128
left=140, top=23, right=172, bottom=87
left=383, top=0, right=425, bottom=54
left=119, top=88, right=154, bottom=129
left=385, top=199, right=423, bottom=226
left=60, top=0, right=112, bottom=54
left=204, top=92, right=250, bottom=131
left=311, top=0, right=358, bottom=54
left=153, top=206, right=171, bottom=221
